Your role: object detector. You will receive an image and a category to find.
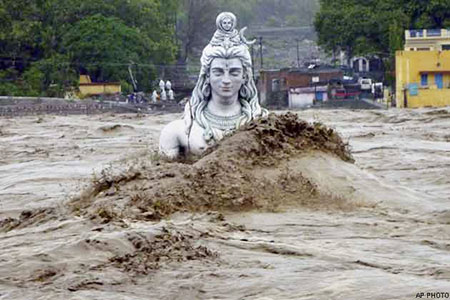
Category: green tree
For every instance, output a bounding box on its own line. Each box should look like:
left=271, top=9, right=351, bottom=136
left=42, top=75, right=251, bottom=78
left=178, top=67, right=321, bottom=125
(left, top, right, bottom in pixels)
left=0, top=0, right=179, bottom=96
left=315, top=0, right=450, bottom=58
left=176, top=0, right=218, bottom=63
left=314, top=0, right=445, bottom=85
left=63, top=15, right=153, bottom=82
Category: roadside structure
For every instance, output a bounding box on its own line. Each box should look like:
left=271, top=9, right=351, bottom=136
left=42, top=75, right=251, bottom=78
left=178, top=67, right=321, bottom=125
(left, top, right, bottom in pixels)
left=288, top=86, right=328, bottom=108
left=396, top=29, right=450, bottom=108
left=78, top=75, right=121, bottom=98
left=258, top=66, right=343, bottom=107
left=338, top=52, right=384, bottom=82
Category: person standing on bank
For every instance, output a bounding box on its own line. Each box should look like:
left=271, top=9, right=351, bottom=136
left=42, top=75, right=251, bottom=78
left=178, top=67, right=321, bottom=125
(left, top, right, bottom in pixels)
left=159, top=12, right=267, bottom=159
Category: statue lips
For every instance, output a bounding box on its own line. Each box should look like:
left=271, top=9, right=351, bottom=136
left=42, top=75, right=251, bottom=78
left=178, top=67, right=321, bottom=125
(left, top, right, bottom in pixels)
left=220, top=82, right=233, bottom=93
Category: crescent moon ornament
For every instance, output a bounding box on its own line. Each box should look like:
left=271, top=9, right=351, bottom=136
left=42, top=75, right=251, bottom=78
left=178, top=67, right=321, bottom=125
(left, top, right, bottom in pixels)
left=239, top=27, right=256, bottom=45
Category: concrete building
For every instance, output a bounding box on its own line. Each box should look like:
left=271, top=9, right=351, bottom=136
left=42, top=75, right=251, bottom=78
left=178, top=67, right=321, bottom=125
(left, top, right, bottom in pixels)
left=338, top=51, right=384, bottom=81
left=351, top=57, right=370, bottom=73
left=288, top=86, right=328, bottom=108
left=396, top=29, right=450, bottom=108
left=258, top=67, right=343, bottom=107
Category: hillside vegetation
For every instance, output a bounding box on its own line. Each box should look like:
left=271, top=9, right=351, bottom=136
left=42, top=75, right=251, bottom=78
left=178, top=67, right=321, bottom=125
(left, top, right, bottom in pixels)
left=314, top=0, right=450, bottom=81
left=0, top=0, right=319, bottom=97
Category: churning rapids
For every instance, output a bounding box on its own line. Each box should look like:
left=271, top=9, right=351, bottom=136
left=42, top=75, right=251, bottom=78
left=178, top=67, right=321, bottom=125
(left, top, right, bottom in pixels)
left=0, top=108, right=449, bottom=299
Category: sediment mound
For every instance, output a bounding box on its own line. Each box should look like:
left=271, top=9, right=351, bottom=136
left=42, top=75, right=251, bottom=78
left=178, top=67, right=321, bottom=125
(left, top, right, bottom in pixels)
left=96, top=124, right=135, bottom=135
left=71, top=113, right=355, bottom=223
left=0, top=208, right=57, bottom=232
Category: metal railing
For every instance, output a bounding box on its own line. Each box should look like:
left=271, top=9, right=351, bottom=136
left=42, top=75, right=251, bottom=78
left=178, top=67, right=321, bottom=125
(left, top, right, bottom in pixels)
left=406, top=29, right=450, bottom=39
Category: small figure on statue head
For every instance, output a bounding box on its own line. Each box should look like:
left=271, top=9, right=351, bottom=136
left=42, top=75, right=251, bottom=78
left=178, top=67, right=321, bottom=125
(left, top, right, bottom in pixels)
left=210, top=12, right=240, bottom=49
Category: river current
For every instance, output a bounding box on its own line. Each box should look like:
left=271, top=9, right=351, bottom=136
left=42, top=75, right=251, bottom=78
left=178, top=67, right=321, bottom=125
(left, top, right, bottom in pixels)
left=0, top=108, right=449, bottom=299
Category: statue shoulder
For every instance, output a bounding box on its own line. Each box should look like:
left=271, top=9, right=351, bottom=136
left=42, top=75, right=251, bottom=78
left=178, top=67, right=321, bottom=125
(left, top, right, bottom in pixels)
left=159, top=119, right=188, bottom=158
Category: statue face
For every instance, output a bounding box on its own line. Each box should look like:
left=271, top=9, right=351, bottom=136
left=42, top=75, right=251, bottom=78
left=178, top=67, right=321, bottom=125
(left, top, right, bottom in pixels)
left=221, top=17, right=233, bottom=31
left=209, top=57, right=244, bottom=104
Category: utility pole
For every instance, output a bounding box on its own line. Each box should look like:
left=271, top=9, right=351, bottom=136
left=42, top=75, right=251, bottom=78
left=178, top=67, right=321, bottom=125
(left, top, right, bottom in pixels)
left=259, top=36, right=263, bottom=70
left=128, top=61, right=138, bottom=92
left=296, top=38, right=300, bottom=68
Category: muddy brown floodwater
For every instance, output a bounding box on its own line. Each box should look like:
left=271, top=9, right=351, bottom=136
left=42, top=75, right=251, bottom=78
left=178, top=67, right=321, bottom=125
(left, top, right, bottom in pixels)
left=0, top=108, right=449, bottom=300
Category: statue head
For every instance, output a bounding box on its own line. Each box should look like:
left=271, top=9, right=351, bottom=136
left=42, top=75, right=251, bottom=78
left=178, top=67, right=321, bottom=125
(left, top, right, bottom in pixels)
left=184, top=12, right=267, bottom=144
left=216, top=12, right=236, bottom=33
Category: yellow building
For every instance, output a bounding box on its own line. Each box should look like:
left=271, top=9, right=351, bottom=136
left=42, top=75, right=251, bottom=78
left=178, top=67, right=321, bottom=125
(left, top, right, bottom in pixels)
left=396, top=29, right=450, bottom=108
left=79, top=75, right=92, bottom=84
left=78, top=75, right=121, bottom=98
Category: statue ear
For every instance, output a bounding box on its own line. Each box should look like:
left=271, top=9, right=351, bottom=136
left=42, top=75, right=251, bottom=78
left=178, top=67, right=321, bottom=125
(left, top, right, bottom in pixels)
left=202, top=81, right=211, bottom=98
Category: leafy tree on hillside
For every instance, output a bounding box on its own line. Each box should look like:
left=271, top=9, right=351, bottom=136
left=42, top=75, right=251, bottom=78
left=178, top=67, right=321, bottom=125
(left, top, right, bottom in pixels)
left=0, top=0, right=322, bottom=96
left=0, top=0, right=178, bottom=96
left=314, top=0, right=450, bottom=84
left=315, top=0, right=450, bottom=59
left=175, top=0, right=218, bottom=63
left=63, top=15, right=154, bottom=85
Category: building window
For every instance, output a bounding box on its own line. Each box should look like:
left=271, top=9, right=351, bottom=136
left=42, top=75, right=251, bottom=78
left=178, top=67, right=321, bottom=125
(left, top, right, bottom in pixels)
left=421, top=74, right=428, bottom=86
left=271, top=79, right=280, bottom=92
left=426, top=29, right=441, bottom=37
left=442, top=44, right=450, bottom=50
left=435, top=73, right=443, bottom=89
left=410, top=30, right=424, bottom=37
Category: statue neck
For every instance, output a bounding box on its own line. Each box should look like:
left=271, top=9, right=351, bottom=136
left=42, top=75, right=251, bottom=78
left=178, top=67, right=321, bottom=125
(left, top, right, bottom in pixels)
left=208, top=95, right=241, bottom=117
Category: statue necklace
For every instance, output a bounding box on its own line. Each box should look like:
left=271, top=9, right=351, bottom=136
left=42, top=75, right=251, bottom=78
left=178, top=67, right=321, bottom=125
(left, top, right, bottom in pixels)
left=204, top=106, right=242, bottom=131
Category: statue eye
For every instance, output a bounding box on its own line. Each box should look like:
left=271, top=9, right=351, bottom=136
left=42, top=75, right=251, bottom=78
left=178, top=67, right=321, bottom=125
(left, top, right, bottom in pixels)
left=230, top=69, right=242, bottom=76
left=211, top=69, right=224, bottom=76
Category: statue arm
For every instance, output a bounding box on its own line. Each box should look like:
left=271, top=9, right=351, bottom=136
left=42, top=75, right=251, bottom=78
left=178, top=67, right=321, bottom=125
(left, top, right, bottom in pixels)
left=158, top=119, right=188, bottom=159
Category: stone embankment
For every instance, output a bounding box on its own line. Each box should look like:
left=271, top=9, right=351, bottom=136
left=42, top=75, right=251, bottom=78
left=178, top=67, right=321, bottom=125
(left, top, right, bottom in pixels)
left=0, top=97, right=182, bottom=117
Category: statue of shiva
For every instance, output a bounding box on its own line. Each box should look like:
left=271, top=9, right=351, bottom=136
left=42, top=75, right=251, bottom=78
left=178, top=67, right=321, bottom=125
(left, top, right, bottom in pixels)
left=159, top=12, right=267, bottom=159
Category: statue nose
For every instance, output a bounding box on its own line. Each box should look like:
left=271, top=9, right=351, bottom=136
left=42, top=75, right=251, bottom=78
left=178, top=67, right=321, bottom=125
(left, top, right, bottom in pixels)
left=222, top=74, right=231, bottom=84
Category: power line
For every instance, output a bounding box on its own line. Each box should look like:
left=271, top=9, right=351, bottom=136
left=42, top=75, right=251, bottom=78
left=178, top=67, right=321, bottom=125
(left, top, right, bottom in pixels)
left=0, top=59, right=202, bottom=69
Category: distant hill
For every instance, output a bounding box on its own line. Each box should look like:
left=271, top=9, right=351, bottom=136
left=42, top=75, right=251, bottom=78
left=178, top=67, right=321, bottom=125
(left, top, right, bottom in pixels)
left=242, top=0, right=319, bottom=28
left=177, top=0, right=321, bottom=69
left=164, top=0, right=321, bottom=89
left=247, top=25, right=319, bottom=70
